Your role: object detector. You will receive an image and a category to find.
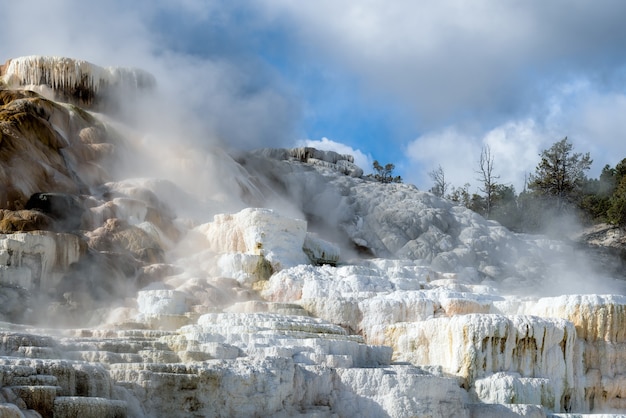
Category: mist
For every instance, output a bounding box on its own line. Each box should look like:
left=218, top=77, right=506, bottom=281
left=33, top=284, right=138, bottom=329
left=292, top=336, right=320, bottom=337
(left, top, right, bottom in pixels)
left=2, top=1, right=300, bottom=148
left=1, top=0, right=625, bottom=324
left=7, top=1, right=626, bottom=195
left=4, top=4, right=626, bottom=416
left=0, top=0, right=302, bottom=327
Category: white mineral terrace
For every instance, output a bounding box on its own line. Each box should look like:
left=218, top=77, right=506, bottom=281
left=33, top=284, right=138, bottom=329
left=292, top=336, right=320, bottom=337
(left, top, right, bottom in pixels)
left=1, top=206, right=625, bottom=417
left=1, top=67, right=625, bottom=416
left=1, top=56, right=155, bottom=101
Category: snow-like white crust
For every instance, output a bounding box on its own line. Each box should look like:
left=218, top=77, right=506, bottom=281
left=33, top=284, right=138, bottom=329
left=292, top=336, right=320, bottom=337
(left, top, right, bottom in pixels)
left=1, top=56, right=626, bottom=416
left=1, top=55, right=154, bottom=96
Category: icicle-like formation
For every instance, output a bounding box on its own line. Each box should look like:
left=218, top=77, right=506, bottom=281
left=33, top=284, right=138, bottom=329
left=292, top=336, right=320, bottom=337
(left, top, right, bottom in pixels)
left=0, top=56, right=155, bottom=106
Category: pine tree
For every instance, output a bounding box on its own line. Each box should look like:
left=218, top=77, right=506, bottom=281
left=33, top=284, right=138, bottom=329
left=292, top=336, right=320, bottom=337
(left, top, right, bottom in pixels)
left=528, top=137, right=592, bottom=212
left=372, top=161, right=402, bottom=183
left=607, top=176, right=626, bottom=226
left=606, top=159, right=626, bottom=226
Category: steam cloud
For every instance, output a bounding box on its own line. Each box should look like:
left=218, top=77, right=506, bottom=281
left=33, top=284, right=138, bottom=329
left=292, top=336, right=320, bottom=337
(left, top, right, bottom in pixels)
left=5, top=1, right=626, bottom=191
left=2, top=1, right=625, bottom=324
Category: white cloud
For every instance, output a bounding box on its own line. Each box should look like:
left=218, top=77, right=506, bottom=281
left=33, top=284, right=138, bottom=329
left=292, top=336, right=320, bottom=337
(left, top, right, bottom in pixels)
left=404, top=78, right=626, bottom=194
left=568, top=92, right=626, bottom=173
left=405, top=127, right=482, bottom=191
left=1, top=1, right=299, bottom=150
left=1, top=1, right=154, bottom=67
left=403, top=118, right=563, bottom=193
left=296, top=137, right=373, bottom=171
left=482, top=120, right=548, bottom=191
left=259, top=0, right=626, bottom=127
left=259, top=1, right=626, bottom=192
left=5, top=0, right=626, bottom=189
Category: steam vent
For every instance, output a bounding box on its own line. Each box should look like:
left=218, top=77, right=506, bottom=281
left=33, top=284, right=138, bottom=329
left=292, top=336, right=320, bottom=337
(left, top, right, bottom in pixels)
left=1, top=56, right=626, bottom=417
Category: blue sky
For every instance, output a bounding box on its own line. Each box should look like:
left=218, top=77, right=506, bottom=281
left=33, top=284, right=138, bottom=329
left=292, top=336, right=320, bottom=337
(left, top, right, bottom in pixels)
left=4, top=1, right=626, bottom=192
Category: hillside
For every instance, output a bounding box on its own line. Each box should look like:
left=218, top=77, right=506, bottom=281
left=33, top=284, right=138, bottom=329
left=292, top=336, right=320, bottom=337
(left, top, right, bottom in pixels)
left=1, top=56, right=626, bottom=417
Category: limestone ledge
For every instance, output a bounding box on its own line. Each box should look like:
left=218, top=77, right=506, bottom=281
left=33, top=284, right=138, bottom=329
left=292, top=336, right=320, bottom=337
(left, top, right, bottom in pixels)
left=261, top=258, right=626, bottom=414
left=0, top=55, right=155, bottom=110
left=0, top=308, right=463, bottom=418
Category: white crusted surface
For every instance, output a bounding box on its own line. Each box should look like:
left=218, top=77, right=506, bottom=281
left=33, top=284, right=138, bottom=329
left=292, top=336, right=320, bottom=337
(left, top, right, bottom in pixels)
left=2, top=57, right=626, bottom=417
left=1, top=56, right=154, bottom=98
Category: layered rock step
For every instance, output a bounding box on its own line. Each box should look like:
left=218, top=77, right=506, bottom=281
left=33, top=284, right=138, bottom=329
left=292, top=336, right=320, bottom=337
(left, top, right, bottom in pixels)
left=0, top=357, right=126, bottom=417
left=60, top=329, right=180, bottom=364
left=53, top=397, right=126, bottom=418
left=0, top=308, right=471, bottom=417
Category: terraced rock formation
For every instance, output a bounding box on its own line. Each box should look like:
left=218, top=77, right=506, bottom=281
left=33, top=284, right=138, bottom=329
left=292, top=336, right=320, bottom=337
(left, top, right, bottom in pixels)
left=1, top=56, right=625, bottom=417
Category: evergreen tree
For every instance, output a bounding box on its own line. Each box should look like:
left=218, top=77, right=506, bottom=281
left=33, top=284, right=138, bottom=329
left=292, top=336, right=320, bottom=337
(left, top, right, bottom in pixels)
left=372, top=161, right=402, bottom=183
left=579, top=164, right=616, bottom=223
left=528, top=137, right=592, bottom=213
left=607, top=176, right=626, bottom=226
left=489, top=184, right=521, bottom=229
left=598, top=164, right=618, bottom=195
left=606, top=158, right=626, bottom=226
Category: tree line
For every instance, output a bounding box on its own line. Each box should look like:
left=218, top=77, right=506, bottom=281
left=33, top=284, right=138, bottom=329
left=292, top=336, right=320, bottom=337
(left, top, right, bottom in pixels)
left=371, top=137, right=626, bottom=234
left=430, top=137, right=626, bottom=233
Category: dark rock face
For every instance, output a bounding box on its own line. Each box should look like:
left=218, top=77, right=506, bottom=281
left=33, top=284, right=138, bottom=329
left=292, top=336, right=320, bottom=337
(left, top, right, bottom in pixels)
left=25, top=193, right=84, bottom=231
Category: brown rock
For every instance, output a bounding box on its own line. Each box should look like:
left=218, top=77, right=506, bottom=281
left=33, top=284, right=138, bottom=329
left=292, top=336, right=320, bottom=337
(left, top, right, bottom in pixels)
left=0, top=209, right=54, bottom=232
left=87, top=218, right=164, bottom=264
left=0, top=89, right=125, bottom=210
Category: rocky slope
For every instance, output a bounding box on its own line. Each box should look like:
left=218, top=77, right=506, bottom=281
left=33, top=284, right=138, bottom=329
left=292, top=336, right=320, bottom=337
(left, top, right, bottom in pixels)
left=0, top=56, right=625, bottom=417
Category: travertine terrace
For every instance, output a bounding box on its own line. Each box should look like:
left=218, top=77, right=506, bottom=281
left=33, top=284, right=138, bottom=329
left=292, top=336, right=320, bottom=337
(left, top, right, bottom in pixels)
left=0, top=56, right=625, bottom=417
